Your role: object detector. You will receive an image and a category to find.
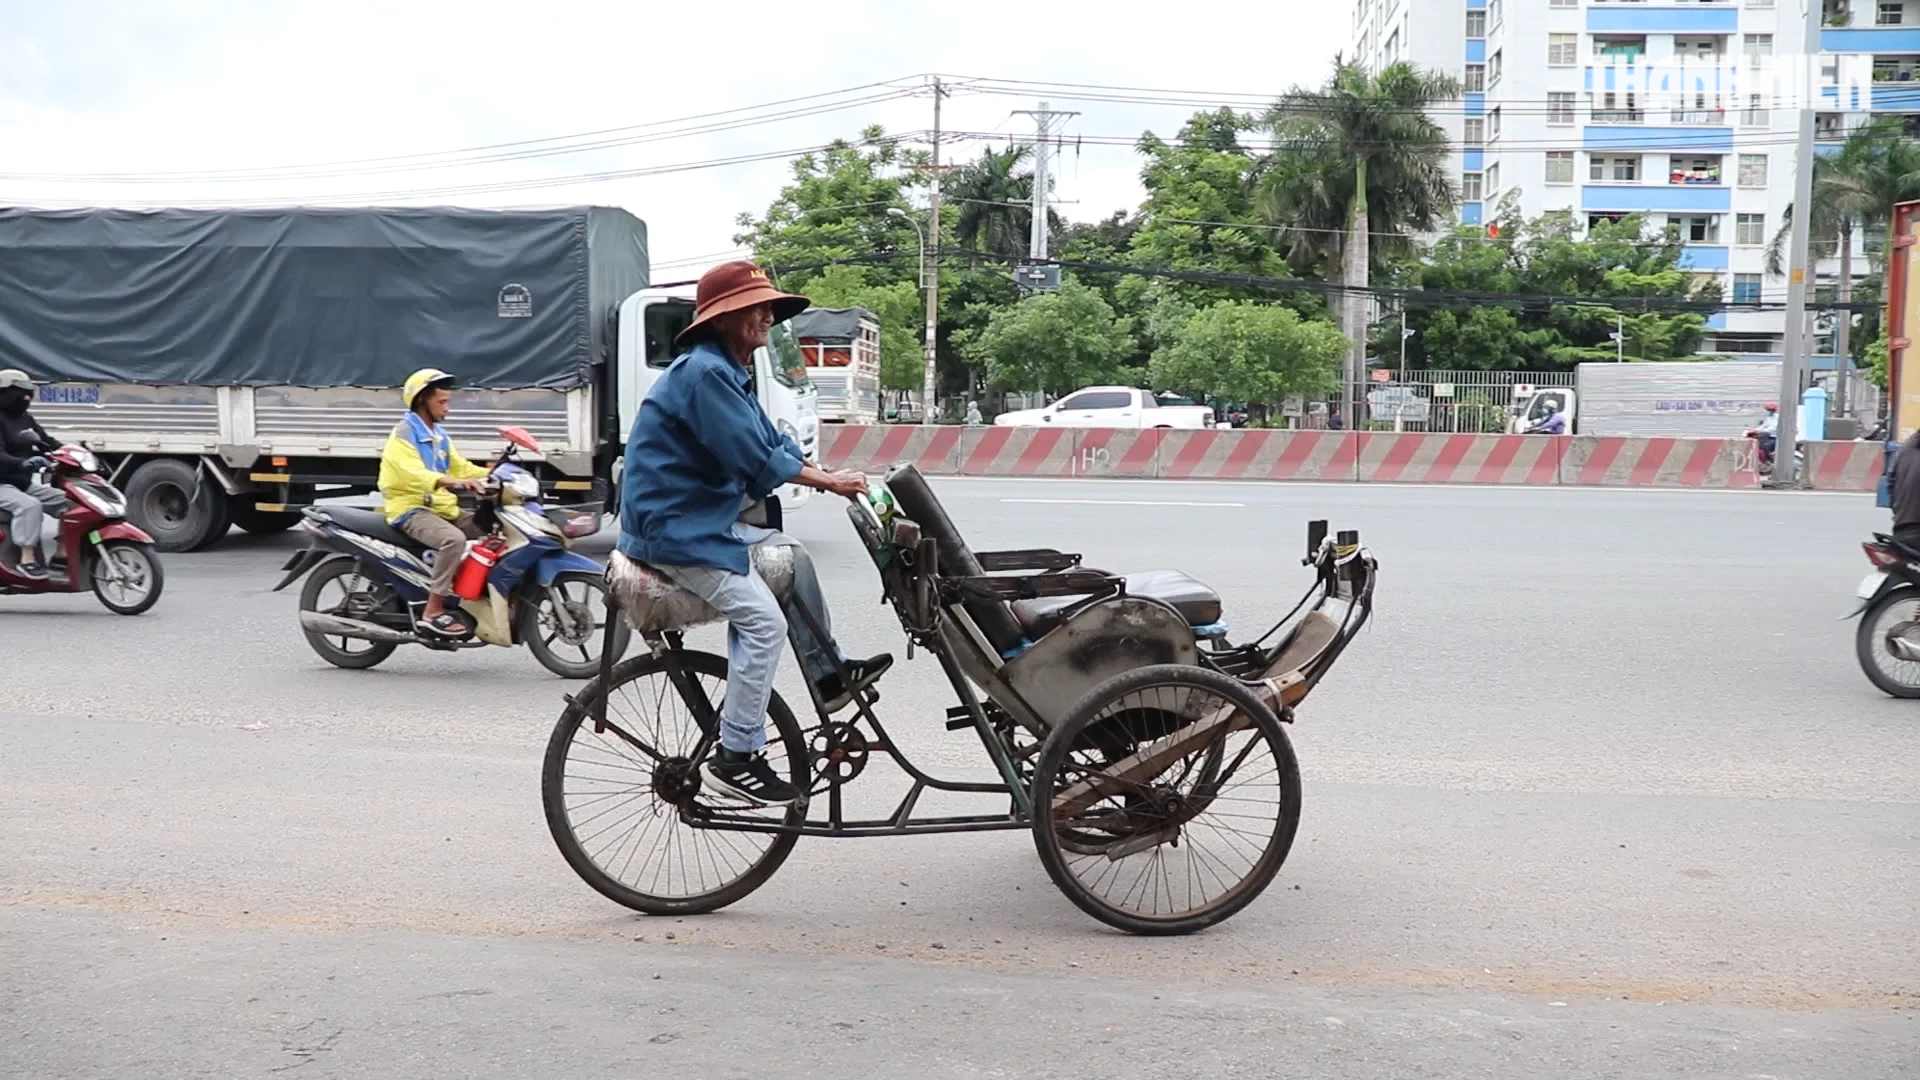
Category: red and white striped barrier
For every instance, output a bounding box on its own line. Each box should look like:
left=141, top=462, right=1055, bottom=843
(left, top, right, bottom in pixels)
left=1805, top=440, right=1886, bottom=492
left=816, top=425, right=1882, bottom=492
left=1559, top=436, right=1758, bottom=488
left=1354, top=432, right=1563, bottom=485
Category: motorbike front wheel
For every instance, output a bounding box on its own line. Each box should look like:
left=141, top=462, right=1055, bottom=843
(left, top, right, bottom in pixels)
left=518, top=570, right=629, bottom=679
left=1855, top=586, right=1920, bottom=698
left=91, top=540, right=164, bottom=616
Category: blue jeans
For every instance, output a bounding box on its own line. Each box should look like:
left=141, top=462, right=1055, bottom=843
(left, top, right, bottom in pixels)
left=654, top=528, right=843, bottom=753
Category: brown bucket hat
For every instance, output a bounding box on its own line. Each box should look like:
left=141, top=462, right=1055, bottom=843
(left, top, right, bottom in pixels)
left=675, top=260, right=810, bottom=348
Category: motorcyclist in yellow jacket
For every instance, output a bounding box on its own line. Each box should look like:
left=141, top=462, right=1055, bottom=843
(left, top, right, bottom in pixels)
left=379, top=368, right=492, bottom=637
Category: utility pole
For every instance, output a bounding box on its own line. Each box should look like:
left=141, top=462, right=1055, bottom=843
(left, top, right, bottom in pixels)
left=1014, top=102, right=1079, bottom=263
left=921, top=78, right=946, bottom=425
left=1772, top=2, right=1822, bottom=486
left=1616, top=314, right=1624, bottom=362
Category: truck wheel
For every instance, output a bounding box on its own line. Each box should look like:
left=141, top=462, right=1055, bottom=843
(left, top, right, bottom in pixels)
left=231, top=500, right=301, bottom=536
left=126, top=459, right=230, bottom=553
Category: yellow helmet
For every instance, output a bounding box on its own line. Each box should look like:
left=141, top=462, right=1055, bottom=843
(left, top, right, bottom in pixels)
left=402, top=367, right=457, bottom=409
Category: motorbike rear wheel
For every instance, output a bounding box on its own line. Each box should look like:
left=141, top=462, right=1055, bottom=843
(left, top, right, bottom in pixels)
left=519, top=570, right=629, bottom=679
left=90, top=541, right=164, bottom=616
left=1855, top=586, right=1920, bottom=698
left=300, top=558, right=401, bottom=670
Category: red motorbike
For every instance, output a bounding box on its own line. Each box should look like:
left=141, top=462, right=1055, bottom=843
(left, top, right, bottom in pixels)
left=0, top=443, right=164, bottom=614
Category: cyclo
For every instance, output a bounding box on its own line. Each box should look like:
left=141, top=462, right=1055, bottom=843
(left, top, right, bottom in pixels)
left=540, top=464, right=1378, bottom=935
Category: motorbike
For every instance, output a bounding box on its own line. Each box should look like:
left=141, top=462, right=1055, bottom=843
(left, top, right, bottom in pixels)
left=272, top=426, right=629, bottom=678
left=0, top=442, right=164, bottom=614
left=1846, top=533, right=1920, bottom=697
left=1744, top=428, right=1804, bottom=478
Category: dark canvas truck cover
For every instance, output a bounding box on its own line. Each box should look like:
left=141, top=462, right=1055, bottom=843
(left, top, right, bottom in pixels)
left=0, top=206, right=648, bottom=390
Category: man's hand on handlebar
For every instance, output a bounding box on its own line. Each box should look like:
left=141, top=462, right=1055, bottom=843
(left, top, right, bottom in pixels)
left=439, top=476, right=491, bottom=494
left=796, top=464, right=869, bottom=500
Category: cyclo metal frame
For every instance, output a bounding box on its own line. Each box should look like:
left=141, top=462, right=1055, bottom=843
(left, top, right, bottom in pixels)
left=583, top=481, right=1378, bottom=841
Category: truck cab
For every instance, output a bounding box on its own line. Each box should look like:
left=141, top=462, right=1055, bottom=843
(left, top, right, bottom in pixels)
left=612, top=287, right=818, bottom=516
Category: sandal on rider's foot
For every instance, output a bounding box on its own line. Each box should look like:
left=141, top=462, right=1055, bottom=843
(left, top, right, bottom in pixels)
left=815, top=653, right=894, bottom=713
left=15, top=562, right=48, bottom=582
left=417, top=612, right=465, bottom=638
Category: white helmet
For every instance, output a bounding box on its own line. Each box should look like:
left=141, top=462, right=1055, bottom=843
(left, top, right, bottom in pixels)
left=0, top=369, right=34, bottom=393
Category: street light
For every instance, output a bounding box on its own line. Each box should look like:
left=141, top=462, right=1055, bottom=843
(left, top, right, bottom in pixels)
left=888, top=207, right=937, bottom=424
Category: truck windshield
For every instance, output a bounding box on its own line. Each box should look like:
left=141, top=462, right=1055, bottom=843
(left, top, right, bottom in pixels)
left=766, top=322, right=810, bottom=389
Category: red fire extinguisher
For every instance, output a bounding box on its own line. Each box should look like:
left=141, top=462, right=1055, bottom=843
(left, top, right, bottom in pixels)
left=452, top=537, right=507, bottom=601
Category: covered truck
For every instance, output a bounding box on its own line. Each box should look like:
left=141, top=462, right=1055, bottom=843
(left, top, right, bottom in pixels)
left=1509, top=361, right=1783, bottom=437
left=0, top=207, right=815, bottom=550
left=789, top=306, right=881, bottom=424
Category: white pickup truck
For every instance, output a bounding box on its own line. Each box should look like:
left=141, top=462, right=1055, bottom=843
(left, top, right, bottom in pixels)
left=994, top=386, right=1214, bottom=429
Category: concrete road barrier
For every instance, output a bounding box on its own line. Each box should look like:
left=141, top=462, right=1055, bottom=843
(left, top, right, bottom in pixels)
left=816, top=424, right=1876, bottom=492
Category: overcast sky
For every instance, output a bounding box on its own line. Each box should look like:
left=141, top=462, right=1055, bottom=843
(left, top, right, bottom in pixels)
left=0, top=0, right=1347, bottom=278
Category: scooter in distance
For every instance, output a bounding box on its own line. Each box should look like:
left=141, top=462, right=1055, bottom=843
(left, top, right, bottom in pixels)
left=0, top=443, right=164, bottom=614
left=272, top=426, right=629, bottom=678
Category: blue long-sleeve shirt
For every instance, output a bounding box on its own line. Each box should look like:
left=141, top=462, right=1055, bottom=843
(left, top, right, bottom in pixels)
left=617, top=341, right=805, bottom=574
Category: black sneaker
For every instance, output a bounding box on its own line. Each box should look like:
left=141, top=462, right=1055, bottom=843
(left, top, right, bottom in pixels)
left=702, top=750, right=802, bottom=807
left=15, top=562, right=48, bottom=582
left=815, top=653, right=894, bottom=713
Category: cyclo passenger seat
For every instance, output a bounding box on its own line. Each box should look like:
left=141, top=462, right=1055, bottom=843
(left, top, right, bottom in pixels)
left=881, top=464, right=1222, bottom=651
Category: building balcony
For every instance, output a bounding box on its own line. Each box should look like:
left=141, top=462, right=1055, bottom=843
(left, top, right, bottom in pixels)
left=1669, top=108, right=1729, bottom=125
left=1822, top=27, right=1920, bottom=53
left=1581, top=184, right=1733, bottom=213
left=1589, top=6, right=1739, bottom=34
left=1676, top=245, right=1731, bottom=272
left=1670, top=167, right=1724, bottom=184
left=1593, top=109, right=1647, bottom=124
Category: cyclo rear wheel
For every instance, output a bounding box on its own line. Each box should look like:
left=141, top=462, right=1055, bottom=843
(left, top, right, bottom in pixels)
left=1030, top=664, right=1302, bottom=936
left=541, top=649, right=806, bottom=916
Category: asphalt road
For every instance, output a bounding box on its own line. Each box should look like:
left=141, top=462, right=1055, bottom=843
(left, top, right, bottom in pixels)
left=3, top=478, right=1916, bottom=1078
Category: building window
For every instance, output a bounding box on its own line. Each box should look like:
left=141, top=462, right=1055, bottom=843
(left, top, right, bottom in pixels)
left=1592, top=91, right=1643, bottom=123
left=1589, top=212, right=1629, bottom=232
left=1733, top=274, right=1762, bottom=303
left=1548, top=92, right=1576, bottom=125
left=1673, top=35, right=1726, bottom=61
left=1466, top=8, right=1486, bottom=36
left=1879, top=2, right=1906, bottom=24
left=1549, top=34, right=1578, bottom=65
left=1746, top=0, right=1773, bottom=8
left=1385, top=29, right=1401, bottom=59
left=1488, top=106, right=1502, bottom=139
left=1489, top=0, right=1503, bottom=27
left=1485, top=163, right=1500, bottom=197
left=1465, top=64, right=1486, bottom=92
left=1741, top=94, right=1767, bottom=126
left=1591, top=154, right=1641, bottom=182
left=1736, top=213, right=1766, bottom=245
left=1463, top=117, right=1485, bottom=147
left=1488, top=50, right=1504, bottom=86
left=1545, top=152, right=1575, bottom=184
left=1669, top=154, right=1723, bottom=184
left=1669, top=214, right=1721, bottom=243
left=1818, top=112, right=1845, bottom=139
left=1462, top=172, right=1484, bottom=202
left=1743, top=33, right=1772, bottom=66
left=1550, top=0, right=1576, bottom=7
left=1738, top=154, right=1768, bottom=187
left=1595, top=35, right=1647, bottom=63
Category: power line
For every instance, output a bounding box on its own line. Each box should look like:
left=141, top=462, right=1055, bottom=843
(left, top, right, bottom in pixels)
left=0, top=80, right=928, bottom=184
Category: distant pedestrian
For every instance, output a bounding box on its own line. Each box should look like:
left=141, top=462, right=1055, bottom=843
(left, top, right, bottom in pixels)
left=965, top=400, right=983, bottom=427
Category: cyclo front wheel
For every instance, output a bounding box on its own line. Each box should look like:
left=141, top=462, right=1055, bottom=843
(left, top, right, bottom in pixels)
left=541, top=648, right=807, bottom=916
left=1030, top=664, right=1302, bottom=936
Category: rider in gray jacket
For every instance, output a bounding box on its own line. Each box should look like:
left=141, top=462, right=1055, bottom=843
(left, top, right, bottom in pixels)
left=0, top=369, right=65, bottom=580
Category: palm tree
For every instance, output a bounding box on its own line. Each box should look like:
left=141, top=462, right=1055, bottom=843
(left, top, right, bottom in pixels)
left=948, top=145, right=1035, bottom=261
left=1767, top=121, right=1920, bottom=408
left=1251, top=59, right=1460, bottom=426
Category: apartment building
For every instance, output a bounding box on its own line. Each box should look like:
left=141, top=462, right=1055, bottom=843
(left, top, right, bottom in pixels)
left=1349, top=0, right=1920, bottom=368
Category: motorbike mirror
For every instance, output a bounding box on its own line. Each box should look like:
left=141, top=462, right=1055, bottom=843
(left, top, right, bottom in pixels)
left=497, top=426, right=543, bottom=454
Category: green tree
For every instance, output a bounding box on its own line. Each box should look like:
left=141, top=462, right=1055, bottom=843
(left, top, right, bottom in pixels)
left=957, top=281, right=1134, bottom=394
left=734, top=126, right=925, bottom=291
left=1252, top=60, right=1461, bottom=418
left=948, top=145, right=1060, bottom=261
left=1766, top=120, right=1920, bottom=377
left=800, top=264, right=926, bottom=392
left=1127, top=111, right=1295, bottom=307
left=1400, top=212, right=1714, bottom=370
left=1148, top=301, right=1347, bottom=404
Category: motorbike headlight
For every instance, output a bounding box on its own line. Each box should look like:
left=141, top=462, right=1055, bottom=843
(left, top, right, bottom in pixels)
left=72, top=450, right=99, bottom=474
left=507, top=472, right=541, bottom=501
left=71, top=482, right=123, bottom=516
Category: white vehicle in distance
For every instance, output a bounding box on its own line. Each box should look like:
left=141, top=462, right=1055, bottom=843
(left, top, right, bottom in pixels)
left=993, top=387, right=1214, bottom=429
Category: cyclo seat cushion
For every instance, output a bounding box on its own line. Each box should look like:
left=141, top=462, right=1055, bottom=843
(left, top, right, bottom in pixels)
left=883, top=463, right=1027, bottom=654
left=322, top=506, right=429, bottom=552
left=607, top=547, right=796, bottom=634
left=1011, top=569, right=1222, bottom=638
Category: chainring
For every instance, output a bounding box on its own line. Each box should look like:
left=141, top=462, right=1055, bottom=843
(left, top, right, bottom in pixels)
left=807, top=721, right=870, bottom=795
